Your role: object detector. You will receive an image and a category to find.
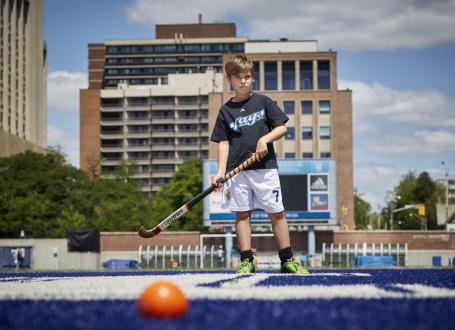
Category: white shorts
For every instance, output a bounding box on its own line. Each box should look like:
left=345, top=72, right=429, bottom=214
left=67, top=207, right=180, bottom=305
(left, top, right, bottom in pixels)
left=221, top=169, right=284, bottom=214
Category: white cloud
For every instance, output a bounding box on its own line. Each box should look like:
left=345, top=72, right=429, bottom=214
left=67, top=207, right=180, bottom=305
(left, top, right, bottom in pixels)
left=47, top=126, right=79, bottom=168
left=125, top=0, right=455, bottom=50
left=355, top=164, right=405, bottom=209
left=339, top=79, right=455, bottom=156
left=48, top=71, right=87, bottom=113
left=345, top=79, right=455, bottom=209
left=368, top=130, right=455, bottom=155
left=339, top=80, right=455, bottom=128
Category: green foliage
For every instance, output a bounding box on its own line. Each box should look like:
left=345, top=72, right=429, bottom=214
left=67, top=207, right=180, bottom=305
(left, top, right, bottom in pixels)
left=147, top=158, right=203, bottom=232
left=0, top=150, right=154, bottom=237
left=383, top=171, right=441, bottom=230
left=354, top=192, right=371, bottom=229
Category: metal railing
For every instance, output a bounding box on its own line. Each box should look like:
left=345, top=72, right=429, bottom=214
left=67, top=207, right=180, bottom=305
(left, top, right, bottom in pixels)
left=139, top=245, right=225, bottom=269
left=322, top=242, right=408, bottom=267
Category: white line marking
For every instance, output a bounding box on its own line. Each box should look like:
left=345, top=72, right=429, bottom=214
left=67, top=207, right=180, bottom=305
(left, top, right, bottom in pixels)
left=0, top=274, right=453, bottom=301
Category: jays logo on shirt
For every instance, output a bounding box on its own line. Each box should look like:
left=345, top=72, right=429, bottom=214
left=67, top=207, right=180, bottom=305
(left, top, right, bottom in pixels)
left=229, top=109, right=266, bottom=132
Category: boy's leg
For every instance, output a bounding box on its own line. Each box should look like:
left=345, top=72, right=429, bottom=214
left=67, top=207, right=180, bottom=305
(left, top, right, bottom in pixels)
left=269, top=211, right=309, bottom=275
left=236, top=211, right=252, bottom=251
left=269, top=211, right=290, bottom=250
left=235, top=211, right=255, bottom=274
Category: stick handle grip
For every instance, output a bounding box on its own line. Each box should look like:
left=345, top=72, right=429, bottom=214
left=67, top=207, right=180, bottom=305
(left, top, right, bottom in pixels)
left=219, top=153, right=259, bottom=184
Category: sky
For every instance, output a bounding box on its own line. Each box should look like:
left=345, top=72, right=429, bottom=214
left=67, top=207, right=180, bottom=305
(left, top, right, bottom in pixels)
left=44, top=0, right=455, bottom=211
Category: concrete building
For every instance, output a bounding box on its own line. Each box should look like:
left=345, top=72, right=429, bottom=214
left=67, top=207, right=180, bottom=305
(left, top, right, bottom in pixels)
left=80, top=20, right=354, bottom=228
left=0, top=0, right=47, bottom=157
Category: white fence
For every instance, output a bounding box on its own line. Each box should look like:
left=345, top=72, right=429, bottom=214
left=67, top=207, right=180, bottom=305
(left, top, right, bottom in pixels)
left=139, top=245, right=225, bottom=269
left=322, top=242, right=408, bottom=267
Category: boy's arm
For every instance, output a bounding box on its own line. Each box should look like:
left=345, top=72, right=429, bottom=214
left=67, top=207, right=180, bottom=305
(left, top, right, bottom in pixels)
left=214, top=140, right=229, bottom=185
left=256, top=122, right=287, bottom=159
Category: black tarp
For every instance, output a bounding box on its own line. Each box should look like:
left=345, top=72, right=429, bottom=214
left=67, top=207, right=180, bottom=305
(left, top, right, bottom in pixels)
left=67, top=229, right=100, bottom=252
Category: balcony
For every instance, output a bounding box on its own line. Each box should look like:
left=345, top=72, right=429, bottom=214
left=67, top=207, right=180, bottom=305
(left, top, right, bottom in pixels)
left=132, top=172, right=152, bottom=179
left=151, top=158, right=177, bottom=164
left=101, top=105, right=123, bottom=112
left=151, top=131, right=175, bottom=137
left=175, top=131, right=200, bottom=137
left=151, top=144, right=175, bottom=151
left=151, top=104, right=175, bottom=110
left=128, top=158, right=150, bottom=165
left=125, top=144, right=149, bottom=152
left=126, top=121, right=149, bottom=127
left=175, top=144, right=199, bottom=151
left=101, top=145, right=125, bottom=152
left=125, top=104, right=150, bottom=111
left=100, top=116, right=123, bottom=125
left=151, top=118, right=175, bottom=124
left=151, top=172, right=174, bottom=178
left=101, top=158, right=123, bottom=166
left=125, top=130, right=151, bottom=138
left=176, top=117, right=199, bottom=124
left=175, top=104, right=199, bottom=110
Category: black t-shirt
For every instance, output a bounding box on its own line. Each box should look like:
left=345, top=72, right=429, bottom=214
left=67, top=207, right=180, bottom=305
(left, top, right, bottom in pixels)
left=210, top=93, right=289, bottom=172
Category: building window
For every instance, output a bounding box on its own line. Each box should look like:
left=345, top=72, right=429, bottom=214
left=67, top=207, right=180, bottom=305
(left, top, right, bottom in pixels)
left=320, top=152, right=331, bottom=158
left=283, top=101, right=294, bottom=115
left=107, top=46, right=118, bottom=54
left=319, top=100, right=331, bottom=114
left=301, top=100, right=312, bottom=115
left=302, top=152, right=313, bottom=158
left=252, top=62, right=260, bottom=91
left=264, top=62, right=277, bottom=90
left=201, top=44, right=211, bottom=52
left=282, top=61, right=295, bottom=90
left=302, top=127, right=313, bottom=139
left=284, top=152, right=295, bottom=159
left=178, top=96, right=197, bottom=105
left=318, top=60, right=330, bottom=89
left=300, top=61, right=313, bottom=90
left=285, top=127, right=295, bottom=140
left=152, top=97, right=174, bottom=105
left=320, top=126, right=331, bottom=140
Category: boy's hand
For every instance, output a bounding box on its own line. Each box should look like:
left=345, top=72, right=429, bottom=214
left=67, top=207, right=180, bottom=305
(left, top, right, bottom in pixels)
left=213, top=173, right=225, bottom=187
left=256, top=137, right=268, bottom=159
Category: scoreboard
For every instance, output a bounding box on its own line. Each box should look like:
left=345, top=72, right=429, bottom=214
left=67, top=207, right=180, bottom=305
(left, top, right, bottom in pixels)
left=202, top=159, right=337, bottom=227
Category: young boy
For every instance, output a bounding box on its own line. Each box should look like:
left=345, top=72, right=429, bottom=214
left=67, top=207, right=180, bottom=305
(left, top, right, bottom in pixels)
left=210, top=55, right=309, bottom=275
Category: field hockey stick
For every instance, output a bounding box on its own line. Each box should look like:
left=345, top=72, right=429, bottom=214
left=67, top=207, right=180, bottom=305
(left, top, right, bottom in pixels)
left=138, top=153, right=259, bottom=238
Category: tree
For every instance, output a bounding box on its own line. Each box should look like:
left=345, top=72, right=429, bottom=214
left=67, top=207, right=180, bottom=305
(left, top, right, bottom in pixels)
left=354, top=191, right=371, bottom=229
left=382, top=171, right=441, bottom=230
left=0, top=151, right=89, bottom=237
left=146, top=158, right=203, bottom=232
left=0, top=151, right=154, bottom=237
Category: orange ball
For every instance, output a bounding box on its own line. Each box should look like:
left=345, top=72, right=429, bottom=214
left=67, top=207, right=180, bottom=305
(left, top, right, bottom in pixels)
left=138, top=280, right=189, bottom=318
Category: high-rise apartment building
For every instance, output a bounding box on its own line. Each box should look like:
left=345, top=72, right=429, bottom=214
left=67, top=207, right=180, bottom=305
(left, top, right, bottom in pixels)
left=0, top=0, right=47, bottom=157
left=80, top=20, right=354, bottom=228
left=80, top=22, right=245, bottom=193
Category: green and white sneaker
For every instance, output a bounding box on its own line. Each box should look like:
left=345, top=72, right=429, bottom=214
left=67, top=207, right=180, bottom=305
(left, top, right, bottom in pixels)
left=236, top=258, right=256, bottom=274
left=281, top=259, right=310, bottom=274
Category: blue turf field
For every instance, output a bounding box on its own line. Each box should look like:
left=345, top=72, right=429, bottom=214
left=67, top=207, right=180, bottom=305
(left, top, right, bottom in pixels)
left=0, top=269, right=454, bottom=330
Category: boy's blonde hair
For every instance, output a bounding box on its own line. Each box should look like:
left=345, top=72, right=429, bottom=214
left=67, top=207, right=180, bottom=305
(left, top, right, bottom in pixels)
left=225, top=55, right=254, bottom=77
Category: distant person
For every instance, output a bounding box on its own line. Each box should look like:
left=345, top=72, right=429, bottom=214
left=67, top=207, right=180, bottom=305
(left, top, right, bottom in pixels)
left=216, top=245, right=225, bottom=266
left=11, top=247, right=24, bottom=271
left=17, top=247, right=25, bottom=269
left=211, top=55, right=309, bottom=274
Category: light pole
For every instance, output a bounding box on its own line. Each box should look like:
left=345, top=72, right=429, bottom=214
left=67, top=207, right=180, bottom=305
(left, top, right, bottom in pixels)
left=388, top=192, right=401, bottom=230
left=441, top=161, right=449, bottom=226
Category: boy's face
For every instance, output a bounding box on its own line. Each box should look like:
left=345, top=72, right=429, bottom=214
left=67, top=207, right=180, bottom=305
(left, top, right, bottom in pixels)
left=227, top=71, right=254, bottom=94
